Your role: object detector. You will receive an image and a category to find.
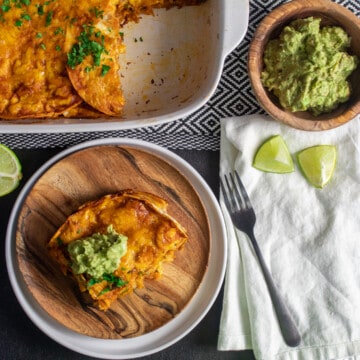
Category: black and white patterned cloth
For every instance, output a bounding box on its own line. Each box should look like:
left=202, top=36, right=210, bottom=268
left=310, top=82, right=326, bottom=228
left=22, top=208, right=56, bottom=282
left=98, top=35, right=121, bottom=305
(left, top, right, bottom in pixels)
left=0, top=0, right=359, bottom=150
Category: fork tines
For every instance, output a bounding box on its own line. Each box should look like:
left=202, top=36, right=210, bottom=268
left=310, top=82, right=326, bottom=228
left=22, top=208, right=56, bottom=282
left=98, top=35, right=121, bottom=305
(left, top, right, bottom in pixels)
left=220, top=170, right=252, bottom=211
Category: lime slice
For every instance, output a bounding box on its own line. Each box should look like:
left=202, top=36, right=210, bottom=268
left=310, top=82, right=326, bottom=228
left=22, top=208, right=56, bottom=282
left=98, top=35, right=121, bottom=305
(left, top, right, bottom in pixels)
left=0, top=144, right=22, bottom=196
left=253, top=135, right=294, bottom=173
left=297, top=145, right=337, bottom=188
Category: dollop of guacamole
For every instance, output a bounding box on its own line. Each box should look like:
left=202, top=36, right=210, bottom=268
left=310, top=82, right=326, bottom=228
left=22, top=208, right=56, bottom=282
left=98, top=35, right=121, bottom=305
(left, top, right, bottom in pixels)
left=261, top=17, right=359, bottom=115
left=67, top=225, right=127, bottom=279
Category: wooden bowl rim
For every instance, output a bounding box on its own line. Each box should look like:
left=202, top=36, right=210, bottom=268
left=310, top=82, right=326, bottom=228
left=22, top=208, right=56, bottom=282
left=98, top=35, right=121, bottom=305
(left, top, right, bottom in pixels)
left=248, top=0, right=360, bottom=131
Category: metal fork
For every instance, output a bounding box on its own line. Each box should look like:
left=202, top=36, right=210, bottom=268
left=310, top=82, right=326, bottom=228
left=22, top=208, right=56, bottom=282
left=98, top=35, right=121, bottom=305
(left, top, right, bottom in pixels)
left=220, top=170, right=301, bottom=347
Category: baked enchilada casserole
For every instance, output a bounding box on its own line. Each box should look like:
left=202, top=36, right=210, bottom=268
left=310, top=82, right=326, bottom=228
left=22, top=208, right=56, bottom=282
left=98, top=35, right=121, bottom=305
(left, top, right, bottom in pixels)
left=0, top=0, right=206, bottom=119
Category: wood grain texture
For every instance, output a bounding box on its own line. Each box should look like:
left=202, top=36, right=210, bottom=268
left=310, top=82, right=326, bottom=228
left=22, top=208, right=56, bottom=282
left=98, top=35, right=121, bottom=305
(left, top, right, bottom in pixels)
left=15, top=145, right=210, bottom=339
left=248, top=0, right=360, bottom=131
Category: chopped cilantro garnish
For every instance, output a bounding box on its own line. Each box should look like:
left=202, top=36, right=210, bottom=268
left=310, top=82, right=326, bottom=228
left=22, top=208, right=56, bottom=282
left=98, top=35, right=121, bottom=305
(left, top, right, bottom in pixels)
left=87, top=273, right=127, bottom=292
left=45, top=10, right=52, bottom=26
left=90, top=6, right=104, bottom=19
left=15, top=19, right=22, bottom=27
left=9, top=0, right=31, bottom=8
left=90, top=42, right=103, bottom=66
left=55, top=44, right=61, bottom=51
left=21, top=13, right=31, bottom=21
left=40, top=42, right=46, bottom=49
left=67, top=24, right=108, bottom=71
left=102, top=273, right=127, bottom=287
left=87, top=278, right=101, bottom=288
left=98, top=287, right=110, bottom=296
left=54, top=26, right=64, bottom=35
left=1, top=4, right=10, bottom=12
left=36, top=32, right=42, bottom=38
left=101, top=64, right=110, bottom=77
left=36, top=4, right=44, bottom=15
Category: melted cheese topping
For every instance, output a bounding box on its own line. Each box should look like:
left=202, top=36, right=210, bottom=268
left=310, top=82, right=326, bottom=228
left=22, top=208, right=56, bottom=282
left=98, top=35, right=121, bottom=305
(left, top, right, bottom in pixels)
left=0, top=0, right=81, bottom=118
left=0, top=0, right=205, bottom=120
left=48, top=190, right=188, bottom=311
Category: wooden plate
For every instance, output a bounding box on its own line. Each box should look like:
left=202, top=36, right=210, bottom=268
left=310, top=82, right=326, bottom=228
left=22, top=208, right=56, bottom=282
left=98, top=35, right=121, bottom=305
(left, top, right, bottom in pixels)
left=14, top=142, right=210, bottom=339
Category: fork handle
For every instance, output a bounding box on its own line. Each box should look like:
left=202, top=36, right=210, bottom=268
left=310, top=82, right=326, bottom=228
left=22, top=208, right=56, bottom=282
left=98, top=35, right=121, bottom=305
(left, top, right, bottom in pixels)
left=248, top=230, right=301, bottom=347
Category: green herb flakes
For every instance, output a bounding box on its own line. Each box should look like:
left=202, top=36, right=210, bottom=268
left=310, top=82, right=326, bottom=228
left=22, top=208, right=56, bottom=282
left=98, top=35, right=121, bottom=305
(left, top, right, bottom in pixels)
left=98, top=287, right=110, bottom=296
left=54, top=26, right=64, bottom=35
left=21, top=13, right=31, bottom=21
left=45, top=10, right=52, bottom=26
left=101, top=64, right=110, bottom=76
left=1, top=4, right=10, bottom=12
left=67, top=24, right=109, bottom=72
left=90, top=6, right=104, bottom=19
left=102, top=273, right=127, bottom=287
left=36, top=4, right=44, bottom=15
left=87, top=278, right=101, bottom=288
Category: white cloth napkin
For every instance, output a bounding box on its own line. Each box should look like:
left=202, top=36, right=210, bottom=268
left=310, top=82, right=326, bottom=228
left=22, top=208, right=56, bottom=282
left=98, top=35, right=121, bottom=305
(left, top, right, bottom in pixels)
left=217, top=115, right=360, bottom=360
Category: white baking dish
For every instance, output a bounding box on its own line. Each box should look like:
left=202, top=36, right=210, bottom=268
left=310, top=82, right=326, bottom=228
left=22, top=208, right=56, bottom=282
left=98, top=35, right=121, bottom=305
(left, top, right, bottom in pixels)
left=0, top=0, right=249, bottom=133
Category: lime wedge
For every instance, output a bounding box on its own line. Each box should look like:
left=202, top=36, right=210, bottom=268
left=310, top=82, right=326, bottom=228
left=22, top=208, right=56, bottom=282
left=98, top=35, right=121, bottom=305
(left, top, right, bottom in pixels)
left=297, top=145, right=337, bottom=188
left=253, top=135, right=294, bottom=173
left=0, top=144, right=22, bottom=196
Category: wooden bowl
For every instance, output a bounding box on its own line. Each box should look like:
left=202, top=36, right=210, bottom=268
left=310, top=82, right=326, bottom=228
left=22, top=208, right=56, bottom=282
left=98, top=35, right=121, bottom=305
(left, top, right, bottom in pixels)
left=8, top=139, right=226, bottom=348
left=248, top=0, right=360, bottom=131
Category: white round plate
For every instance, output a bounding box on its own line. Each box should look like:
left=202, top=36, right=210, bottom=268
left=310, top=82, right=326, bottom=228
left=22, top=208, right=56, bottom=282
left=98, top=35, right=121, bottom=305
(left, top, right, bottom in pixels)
left=6, top=138, right=227, bottom=359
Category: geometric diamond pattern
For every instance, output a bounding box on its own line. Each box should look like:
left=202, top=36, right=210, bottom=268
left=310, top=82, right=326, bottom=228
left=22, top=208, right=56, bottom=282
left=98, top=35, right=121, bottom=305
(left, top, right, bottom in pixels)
left=0, top=0, right=359, bottom=150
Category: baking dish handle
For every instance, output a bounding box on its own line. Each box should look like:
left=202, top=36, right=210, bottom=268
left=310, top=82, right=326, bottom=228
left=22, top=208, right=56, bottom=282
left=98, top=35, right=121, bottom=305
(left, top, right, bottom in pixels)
left=222, top=0, right=249, bottom=57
